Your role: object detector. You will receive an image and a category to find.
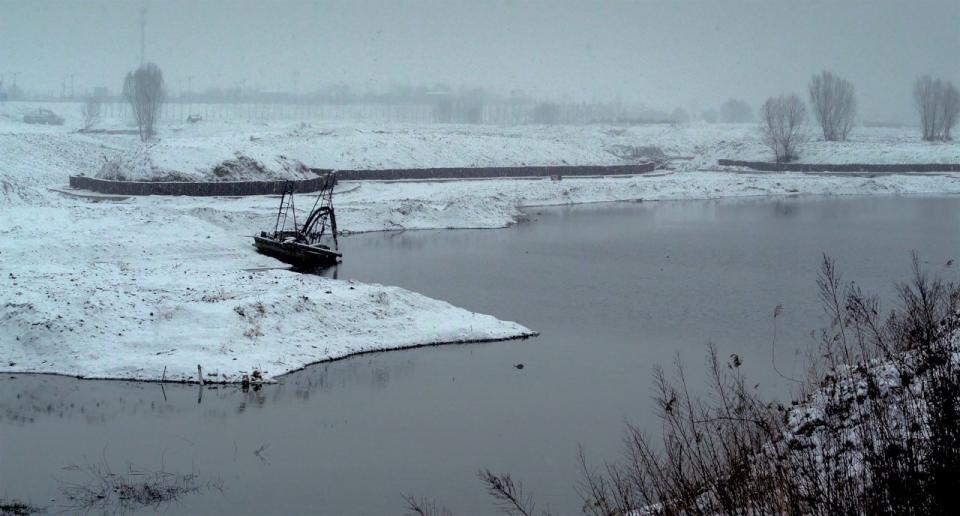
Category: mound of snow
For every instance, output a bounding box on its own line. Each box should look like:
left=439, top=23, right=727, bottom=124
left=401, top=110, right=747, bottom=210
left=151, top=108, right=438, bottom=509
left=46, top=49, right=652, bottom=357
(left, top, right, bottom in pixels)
left=96, top=145, right=316, bottom=182
left=0, top=268, right=535, bottom=383
left=209, top=153, right=314, bottom=181
left=0, top=132, right=121, bottom=205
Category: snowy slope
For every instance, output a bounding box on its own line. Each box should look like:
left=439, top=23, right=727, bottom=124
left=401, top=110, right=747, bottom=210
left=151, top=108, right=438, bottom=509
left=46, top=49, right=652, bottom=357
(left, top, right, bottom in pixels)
left=80, top=122, right=960, bottom=174
left=4, top=99, right=959, bottom=195
left=0, top=202, right=534, bottom=383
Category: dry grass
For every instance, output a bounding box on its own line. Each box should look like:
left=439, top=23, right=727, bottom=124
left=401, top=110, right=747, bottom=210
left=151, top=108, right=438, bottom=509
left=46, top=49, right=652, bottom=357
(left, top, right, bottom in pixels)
left=577, top=253, right=960, bottom=515
left=59, top=457, right=222, bottom=513
left=0, top=499, right=43, bottom=515
left=408, top=254, right=960, bottom=515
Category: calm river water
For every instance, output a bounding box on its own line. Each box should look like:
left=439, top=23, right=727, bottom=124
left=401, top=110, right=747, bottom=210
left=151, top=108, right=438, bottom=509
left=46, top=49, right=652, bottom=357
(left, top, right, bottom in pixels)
left=2, top=196, right=958, bottom=514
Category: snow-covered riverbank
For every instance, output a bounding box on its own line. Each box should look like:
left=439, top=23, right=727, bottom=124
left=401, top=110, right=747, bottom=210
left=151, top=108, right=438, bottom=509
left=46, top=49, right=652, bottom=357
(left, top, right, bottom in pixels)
left=2, top=106, right=960, bottom=198
left=0, top=201, right=535, bottom=383
left=2, top=118, right=959, bottom=382
left=4, top=171, right=958, bottom=383
left=136, top=171, right=960, bottom=234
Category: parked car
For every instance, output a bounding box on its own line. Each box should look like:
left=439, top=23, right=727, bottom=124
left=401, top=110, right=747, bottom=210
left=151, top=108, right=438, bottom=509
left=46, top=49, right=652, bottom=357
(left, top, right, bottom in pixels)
left=186, top=114, right=202, bottom=123
left=23, top=108, right=65, bottom=125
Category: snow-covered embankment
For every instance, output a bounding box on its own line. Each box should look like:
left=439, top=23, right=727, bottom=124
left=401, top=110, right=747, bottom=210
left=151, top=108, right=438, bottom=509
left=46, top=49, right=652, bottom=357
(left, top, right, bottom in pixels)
left=1, top=267, right=534, bottom=383
left=0, top=201, right=535, bottom=383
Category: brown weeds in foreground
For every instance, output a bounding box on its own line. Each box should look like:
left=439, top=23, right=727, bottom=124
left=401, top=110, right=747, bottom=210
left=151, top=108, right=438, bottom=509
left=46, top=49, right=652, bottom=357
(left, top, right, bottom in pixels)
left=577, top=253, right=960, bottom=516
left=407, top=255, right=960, bottom=515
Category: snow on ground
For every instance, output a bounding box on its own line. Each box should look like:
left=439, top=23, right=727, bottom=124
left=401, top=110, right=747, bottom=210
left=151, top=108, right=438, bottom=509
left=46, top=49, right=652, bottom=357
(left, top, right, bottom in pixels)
left=3, top=101, right=960, bottom=183
left=2, top=108, right=960, bottom=382
left=96, top=145, right=316, bottom=182
left=152, top=171, right=960, bottom=234
left=72, top=122, right=960, bottom=173
left=0, top=202, right=534, bottom=382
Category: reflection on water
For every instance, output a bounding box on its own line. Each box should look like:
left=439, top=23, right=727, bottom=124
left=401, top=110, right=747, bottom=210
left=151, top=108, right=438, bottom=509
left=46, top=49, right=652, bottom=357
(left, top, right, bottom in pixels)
left=773, top=199, right=799, bottom=217
left=1, top=351, right=423, bottom=425
left=2, top=196, right=958, bottom=515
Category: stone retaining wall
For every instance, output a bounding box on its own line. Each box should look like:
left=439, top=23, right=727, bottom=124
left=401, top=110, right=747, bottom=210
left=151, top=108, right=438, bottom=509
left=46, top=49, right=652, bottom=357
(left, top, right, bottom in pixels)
left=69, top=174, right=335, bottom=196
left=331, top=163, right=656, bottom=181
left=718, top=159, right=960, bottom=173
left=68, top=163, right=656, bottom=196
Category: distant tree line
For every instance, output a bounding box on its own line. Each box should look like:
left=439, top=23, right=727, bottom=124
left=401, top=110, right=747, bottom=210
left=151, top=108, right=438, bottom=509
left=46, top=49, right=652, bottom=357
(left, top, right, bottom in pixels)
left=696, top=99, right=754, bottom=124
left=94, top=61, right=960, bottom=148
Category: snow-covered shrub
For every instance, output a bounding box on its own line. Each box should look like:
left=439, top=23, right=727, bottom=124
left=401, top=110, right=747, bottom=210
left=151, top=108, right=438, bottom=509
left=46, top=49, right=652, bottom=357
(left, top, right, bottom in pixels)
left=96, top=148, right=313, bottom=182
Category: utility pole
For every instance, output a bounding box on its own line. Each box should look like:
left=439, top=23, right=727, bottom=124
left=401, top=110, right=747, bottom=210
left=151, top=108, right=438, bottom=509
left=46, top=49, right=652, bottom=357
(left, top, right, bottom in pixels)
left=68, top=74, right=76, bottom=98
left=139, top=7, right=147, bottom=66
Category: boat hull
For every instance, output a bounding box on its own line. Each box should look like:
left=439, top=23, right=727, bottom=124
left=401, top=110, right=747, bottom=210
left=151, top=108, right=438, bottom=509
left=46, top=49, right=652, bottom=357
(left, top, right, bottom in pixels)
left=254, top=235, right=341, bottom=268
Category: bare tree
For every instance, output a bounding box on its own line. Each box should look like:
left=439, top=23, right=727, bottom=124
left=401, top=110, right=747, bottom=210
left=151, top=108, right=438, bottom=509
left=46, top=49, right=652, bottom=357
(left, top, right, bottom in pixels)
left=478, top=469, right=544, bottom=516
left=914, top=76, right=960, bottom=141
left=81, top=96, right=102, bottom=130
left=760, top=94, right=808, bottom=163
left=123, top=62, right=166, bottom=141
left=808, top=71, right=857, bottom=141
left=940, top=82, right=959, bottom=140
left=914, top=76, right=942, bottom=141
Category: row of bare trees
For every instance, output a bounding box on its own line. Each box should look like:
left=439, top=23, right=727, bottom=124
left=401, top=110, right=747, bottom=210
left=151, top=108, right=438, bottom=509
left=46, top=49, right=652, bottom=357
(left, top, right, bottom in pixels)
left=115, top=62, right=957, bottom=152
left=914, top=76, right=960, bottom=141
left=759, top=71, right=857, bottom=163
left=760, top=71, right=958, bottom=163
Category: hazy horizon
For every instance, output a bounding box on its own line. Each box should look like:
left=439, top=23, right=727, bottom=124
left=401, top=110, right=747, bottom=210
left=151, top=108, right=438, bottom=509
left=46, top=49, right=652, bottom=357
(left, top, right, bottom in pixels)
left=2, top=0, right=958, bottom=123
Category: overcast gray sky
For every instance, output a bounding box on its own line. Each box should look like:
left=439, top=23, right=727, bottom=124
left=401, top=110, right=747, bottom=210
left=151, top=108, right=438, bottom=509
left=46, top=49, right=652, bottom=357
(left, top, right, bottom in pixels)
left=2, top=0, right=958, bottom=123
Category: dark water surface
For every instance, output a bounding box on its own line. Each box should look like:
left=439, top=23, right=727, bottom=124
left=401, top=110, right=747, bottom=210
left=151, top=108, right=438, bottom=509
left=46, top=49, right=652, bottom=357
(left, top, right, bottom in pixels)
left=2, top=196, right=958, bottom=514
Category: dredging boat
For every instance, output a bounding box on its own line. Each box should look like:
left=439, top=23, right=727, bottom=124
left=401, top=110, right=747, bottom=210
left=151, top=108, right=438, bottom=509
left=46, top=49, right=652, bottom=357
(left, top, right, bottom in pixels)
left=254, top=173, right=341, bottom=268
